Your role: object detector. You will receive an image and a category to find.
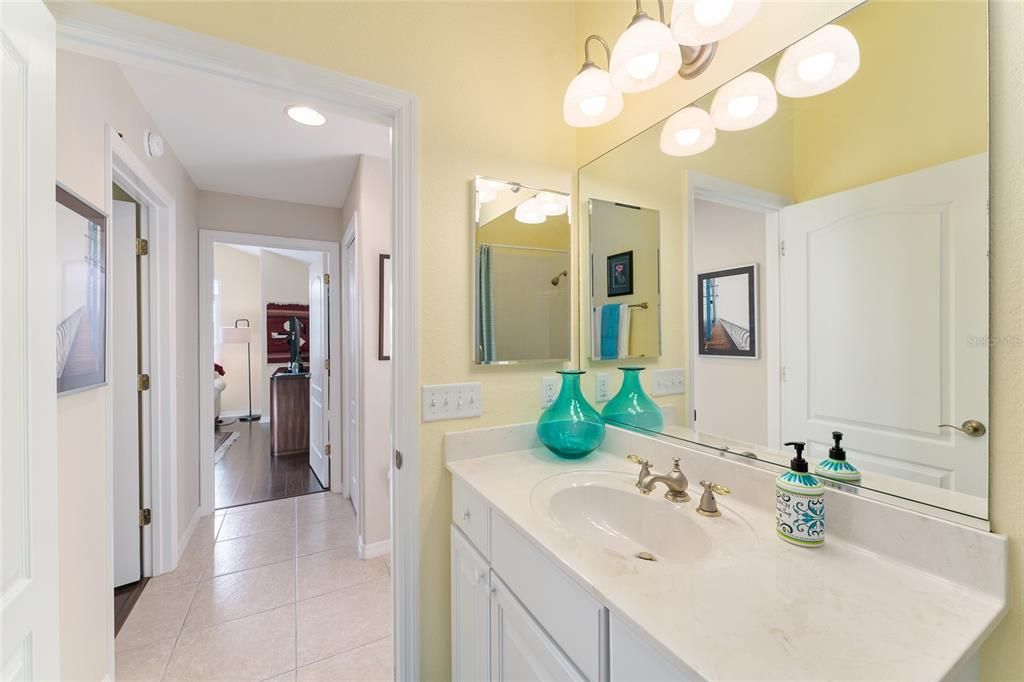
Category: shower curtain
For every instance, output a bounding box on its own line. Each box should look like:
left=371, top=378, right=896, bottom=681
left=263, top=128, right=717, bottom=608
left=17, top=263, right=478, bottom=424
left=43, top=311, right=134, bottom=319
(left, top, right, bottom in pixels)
left=477, top=244, right=497, bottom=362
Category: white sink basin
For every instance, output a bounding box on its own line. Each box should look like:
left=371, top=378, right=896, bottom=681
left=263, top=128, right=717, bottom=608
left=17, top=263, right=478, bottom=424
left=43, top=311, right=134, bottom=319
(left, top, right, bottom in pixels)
left=531, top=470, right=724, bottom=564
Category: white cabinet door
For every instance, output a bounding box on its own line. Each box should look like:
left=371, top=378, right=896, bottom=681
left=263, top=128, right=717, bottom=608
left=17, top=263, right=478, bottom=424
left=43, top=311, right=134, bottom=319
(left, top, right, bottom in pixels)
left=490, top=574, right=587, bottom=682
left=451, top=526, right=491, bottom=682
left=610, top=613, right=698, bottom=681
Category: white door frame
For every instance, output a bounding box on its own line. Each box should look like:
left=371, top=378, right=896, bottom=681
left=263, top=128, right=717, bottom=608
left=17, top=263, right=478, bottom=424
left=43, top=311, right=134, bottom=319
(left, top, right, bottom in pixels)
left=55, top=6, right=419, bottom=675
left=342, top=217, right=362, bottom=510
left=685, top=172, right=790, bottom=447
left=199, top=230, right=344, bottom=498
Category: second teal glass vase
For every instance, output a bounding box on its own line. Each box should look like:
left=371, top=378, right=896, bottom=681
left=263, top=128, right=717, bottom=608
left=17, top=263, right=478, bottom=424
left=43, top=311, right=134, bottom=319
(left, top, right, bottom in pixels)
left=537, top=370, right=605, bottom=459
left=601, top=367, right=664, bottom=432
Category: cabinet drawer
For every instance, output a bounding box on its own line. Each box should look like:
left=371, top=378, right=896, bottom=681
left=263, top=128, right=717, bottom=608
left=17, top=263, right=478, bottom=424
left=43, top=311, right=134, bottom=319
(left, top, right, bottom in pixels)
left=491, top=513, right=604, bottom=682
left=452, top=476, right=490, bottom=559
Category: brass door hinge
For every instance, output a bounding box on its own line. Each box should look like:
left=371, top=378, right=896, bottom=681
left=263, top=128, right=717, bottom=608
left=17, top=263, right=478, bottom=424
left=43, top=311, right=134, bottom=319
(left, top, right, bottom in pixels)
left=324, top=443, right=332, bottom=457
left=137, top=373, right=151, bottom=391
left=136, top=237, right=149, bottom=256
left=324, top=358, right=331, bottom=372
left=323, top=273, right=330, bottom=285
left=139, top=508, right=152, bottom=527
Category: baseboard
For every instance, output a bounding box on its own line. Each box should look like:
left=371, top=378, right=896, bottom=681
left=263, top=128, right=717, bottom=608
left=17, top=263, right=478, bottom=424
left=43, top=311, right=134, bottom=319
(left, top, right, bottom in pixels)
left=358, top=536, right=392, bottom=560
left=177, top=505, right=204, bottom=563
left=218, top=409, right=261, bottom=420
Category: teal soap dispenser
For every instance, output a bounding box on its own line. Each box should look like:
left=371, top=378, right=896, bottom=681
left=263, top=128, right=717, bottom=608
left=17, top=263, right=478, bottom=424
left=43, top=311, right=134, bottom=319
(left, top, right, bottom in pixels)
left=776, top=442, right=825, bottom=548
left=814, top=431, right=861, bottom=483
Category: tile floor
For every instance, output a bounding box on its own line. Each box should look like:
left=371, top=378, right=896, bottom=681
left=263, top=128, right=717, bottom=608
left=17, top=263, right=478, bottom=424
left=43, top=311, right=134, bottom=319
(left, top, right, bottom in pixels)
left=115, top=493, right=392, bottom=681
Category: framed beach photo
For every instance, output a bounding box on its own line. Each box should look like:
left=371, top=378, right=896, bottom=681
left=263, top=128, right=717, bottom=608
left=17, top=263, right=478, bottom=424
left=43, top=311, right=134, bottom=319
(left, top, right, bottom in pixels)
left=697, top=264, right=757, bottom=358
left=606, top=250, right=633, bottom=297
left=56, top=184, right=108, bottom=394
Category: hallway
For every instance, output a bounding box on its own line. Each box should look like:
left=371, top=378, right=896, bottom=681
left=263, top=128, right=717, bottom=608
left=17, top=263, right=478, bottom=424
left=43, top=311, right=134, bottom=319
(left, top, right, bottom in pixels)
left=114, top=493, right=392, bottom=681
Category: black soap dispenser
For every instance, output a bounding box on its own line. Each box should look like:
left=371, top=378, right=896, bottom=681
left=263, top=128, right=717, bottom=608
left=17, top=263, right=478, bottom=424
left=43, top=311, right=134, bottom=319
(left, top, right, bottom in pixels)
left=776, top=441, right=825, bottom=547
left=814, top=431, right=862, bottom=483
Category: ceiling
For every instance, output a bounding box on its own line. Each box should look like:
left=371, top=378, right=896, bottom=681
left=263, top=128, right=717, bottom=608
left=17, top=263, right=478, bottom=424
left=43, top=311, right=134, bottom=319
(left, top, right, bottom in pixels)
left=120, top=64, right=390, bottom=208
left=221, top=244, right=323, bottom=265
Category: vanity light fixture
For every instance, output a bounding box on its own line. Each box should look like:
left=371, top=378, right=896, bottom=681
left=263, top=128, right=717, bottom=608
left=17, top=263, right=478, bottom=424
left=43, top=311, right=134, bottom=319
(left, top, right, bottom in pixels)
left=709, top=71, right=776, bottom=131
left=477, top=179, right=506, bottom=204
left=670, top=0, right=761, bottom=47
left=515, top=198, right=547, bottom=225
left=610, top=1, right=682, bottom=93
left=537, top=192, right=569, bottom=217
left=285, top=105, right=326, bottom=127
left=659, top=106, right=716, bottom=156
left=775, top=24, right=860, bottom=98
left=564, top=35, right=625, bottom=128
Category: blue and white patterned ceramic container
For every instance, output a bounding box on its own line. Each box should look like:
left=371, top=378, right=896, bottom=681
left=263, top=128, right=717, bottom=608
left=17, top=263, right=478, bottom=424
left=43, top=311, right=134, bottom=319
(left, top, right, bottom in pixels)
left=814, top=457, right=862, bottom=483
left=776, top=471, right=825, bottom=548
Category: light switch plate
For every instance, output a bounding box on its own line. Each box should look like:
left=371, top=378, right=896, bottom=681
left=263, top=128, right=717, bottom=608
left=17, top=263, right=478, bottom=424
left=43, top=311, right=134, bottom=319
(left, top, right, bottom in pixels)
left=422, top=382, right=483, bottom=422
left=650, top=368, right=685, bottom=396
left=541, top=376, right=560, bottom=407
left=595, top=373, right=612, bottom=402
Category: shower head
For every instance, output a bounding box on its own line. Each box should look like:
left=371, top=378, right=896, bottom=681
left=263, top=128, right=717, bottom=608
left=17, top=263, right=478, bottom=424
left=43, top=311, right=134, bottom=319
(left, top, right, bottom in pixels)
left=551, top=270, right=568, bottom=286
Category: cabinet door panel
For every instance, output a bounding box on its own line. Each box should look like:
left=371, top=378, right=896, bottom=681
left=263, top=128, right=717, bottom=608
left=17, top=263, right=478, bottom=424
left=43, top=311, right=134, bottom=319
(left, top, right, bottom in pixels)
left=610, top=613, right=697, bottom=681
left=452, top=526, right=491, bottom=682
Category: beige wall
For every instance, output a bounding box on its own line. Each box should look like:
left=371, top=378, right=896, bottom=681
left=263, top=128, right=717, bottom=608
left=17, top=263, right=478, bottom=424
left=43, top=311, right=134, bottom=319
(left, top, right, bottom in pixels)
left=198, top=189, right=345, bottom=243
left=55, top=48, right=200, bottom=679
left=213, top=245, right=262, bottom=414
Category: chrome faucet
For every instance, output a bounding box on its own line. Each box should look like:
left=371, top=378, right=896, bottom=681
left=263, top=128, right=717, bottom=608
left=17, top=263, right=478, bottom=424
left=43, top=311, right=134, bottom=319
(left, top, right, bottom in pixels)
left=627, top=454, right=690, bottom=503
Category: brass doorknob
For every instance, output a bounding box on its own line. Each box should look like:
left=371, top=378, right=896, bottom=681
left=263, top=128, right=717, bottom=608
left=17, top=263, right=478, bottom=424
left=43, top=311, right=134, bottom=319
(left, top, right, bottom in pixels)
left=938, top=420, right=987, bottom=438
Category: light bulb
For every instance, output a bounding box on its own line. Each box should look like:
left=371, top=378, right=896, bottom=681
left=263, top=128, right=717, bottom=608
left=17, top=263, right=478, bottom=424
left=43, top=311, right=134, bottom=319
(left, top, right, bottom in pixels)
left=477, top=179, right=504, bottom=204
left=563, top=64, right=624, bottom=127
left=515, top=199, right=546, bottom=225
left=797, top=51, right=836, bottom=83
left=674, top=128, right=702, bottom=146
left=694, top=0, right=734, bottom=27
left=626, top=52, right=660, bottom=80
left=537, top=192, right=568, bottom=216
left=727, top=94, right=759, bottom=120
left=580, top=95, right=608, bottom=118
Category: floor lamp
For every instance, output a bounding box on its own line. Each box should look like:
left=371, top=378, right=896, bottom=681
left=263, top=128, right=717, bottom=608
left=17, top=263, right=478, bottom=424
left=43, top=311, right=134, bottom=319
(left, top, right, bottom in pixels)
left=220, top=319, right=261, bottom=422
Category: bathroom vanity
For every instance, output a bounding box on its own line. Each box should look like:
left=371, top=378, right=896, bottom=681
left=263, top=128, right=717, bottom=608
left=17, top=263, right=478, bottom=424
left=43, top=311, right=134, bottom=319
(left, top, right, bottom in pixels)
left=446, top=424, right=1007, bottom=682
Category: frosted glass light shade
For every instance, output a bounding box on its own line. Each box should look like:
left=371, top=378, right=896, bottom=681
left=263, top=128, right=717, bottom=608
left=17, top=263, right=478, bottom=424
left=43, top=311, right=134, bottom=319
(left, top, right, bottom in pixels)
left=537, top=192, right=569, bottom=216
left=710, top=71, right=777, bottom=131
left=671, top=0, right=761, bottom=46
left=220, top=326, right=252, bottom=344
left=563, top=64, right=624, bottom=127
left=775, top=24, right=860, bottom=98
left=515, top=198, right=546, bottom=224
left=610, top=15, right=682, bottom=93
left=659, top=106, right=716, bottom=157
left=477, top=179, right=505, bottom=204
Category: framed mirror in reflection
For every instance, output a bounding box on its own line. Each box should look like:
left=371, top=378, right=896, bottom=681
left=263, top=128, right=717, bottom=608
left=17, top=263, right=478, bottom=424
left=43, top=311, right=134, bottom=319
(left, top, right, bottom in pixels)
left=578, top=0, right=989, bottom=522
left=473, top=177, right=572, bottom=365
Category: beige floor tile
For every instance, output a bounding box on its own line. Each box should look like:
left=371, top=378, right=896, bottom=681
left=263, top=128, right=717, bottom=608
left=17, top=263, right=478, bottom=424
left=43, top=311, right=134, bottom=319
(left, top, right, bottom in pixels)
left=163, top=604, right=296, bottom=681
left=296, top=577, right=391, bottom=667
left=296, top=515, right=357, bottom=556
left=296, top=492, right=354, bottom=526
left=296, top=637, right=392, bottom=682
left=149, top=527, right=216, bottom=588
left=211, top=527, right=297, bottom=577
left=116, top=580, right=198, bottom=651
left=219, top=503, right=298, bottom=541
left=228, top=497, right=296, bottom=515
left=297, top=547, right=388, bottom=601
left=114, top=636, right=175, bottom=681
left=184, top=559, right=297, bottom=632
left=262, top=671, right=296, bottom=682
left=383, top=554, right=391, bottom=576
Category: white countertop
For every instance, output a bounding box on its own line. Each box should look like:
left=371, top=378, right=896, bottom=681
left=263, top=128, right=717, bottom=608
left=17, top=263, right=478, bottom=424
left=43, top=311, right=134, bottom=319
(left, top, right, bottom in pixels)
left=447, top=442, right=1006, bottom=681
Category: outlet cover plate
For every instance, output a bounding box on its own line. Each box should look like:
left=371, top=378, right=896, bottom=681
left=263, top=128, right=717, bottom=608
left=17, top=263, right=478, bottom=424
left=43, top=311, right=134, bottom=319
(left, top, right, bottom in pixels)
left=422, top=382, right=483, bottom=422
left=650, top=368, right=685, bottom=397
left=541, top=376, right=560, bottom=407
left=595, top=373, right=612, bottom=402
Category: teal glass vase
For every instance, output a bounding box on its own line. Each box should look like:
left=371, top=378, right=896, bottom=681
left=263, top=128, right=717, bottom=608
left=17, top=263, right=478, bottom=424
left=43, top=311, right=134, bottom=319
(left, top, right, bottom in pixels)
left=537, top=370, right=605, bottom=459
left=601, top=367, right=664, bottom=432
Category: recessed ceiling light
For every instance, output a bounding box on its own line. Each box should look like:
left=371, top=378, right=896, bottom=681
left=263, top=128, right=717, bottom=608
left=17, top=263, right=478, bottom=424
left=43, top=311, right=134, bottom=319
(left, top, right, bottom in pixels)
left=285, top=105, right=326, bottom=127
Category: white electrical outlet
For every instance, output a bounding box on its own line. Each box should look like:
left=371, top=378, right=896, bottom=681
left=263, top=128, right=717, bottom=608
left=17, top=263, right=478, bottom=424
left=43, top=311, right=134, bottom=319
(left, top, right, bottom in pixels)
left=595, top=373, right=612, bottom=402
left=541, top=376, right=560, bottom=407
left=650, top=368, right=685, bottom=397
left=422, top=382, right=483, bottom=422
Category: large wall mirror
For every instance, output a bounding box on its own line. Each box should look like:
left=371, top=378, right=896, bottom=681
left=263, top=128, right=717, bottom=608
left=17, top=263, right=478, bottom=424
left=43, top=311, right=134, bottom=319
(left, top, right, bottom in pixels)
left=578, top=0, right=989, bottom=521
left=474, top=177, right=572, bottom=365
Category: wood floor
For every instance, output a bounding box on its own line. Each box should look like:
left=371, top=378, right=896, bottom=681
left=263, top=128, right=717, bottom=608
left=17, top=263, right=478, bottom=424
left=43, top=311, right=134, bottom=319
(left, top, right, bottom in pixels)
left=215, top=421, right=326, bottom=510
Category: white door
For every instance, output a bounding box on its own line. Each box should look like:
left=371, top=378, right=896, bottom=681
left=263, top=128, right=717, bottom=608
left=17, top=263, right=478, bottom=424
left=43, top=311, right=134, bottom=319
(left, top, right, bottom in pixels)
left=451, top=527, right=491, bottom=682
left=490, top=574, right=586, bottom=682
left=112, top=199, right=141, bottom=586
left=780, top=154, right=988, bottom=495
left=342, top=225, right=360, bottom=511
left=1, top=1, right=60, bottom=678
left=308, top=254, right=330, bottom=487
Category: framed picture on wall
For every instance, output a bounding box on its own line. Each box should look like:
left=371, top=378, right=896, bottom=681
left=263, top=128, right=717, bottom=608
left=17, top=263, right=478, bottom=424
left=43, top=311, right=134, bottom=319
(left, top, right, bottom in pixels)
left=606, top=250, right=633, bottom=297
left=378, top=254, right=392, bottom=360
left=56, top=184, right=108, bottom=395
left=697, top=264, right=758, bottom=358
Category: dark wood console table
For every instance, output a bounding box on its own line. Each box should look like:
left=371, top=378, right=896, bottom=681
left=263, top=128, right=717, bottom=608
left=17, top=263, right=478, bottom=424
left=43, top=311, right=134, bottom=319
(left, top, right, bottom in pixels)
left=269, top=368, right=309, bottom=456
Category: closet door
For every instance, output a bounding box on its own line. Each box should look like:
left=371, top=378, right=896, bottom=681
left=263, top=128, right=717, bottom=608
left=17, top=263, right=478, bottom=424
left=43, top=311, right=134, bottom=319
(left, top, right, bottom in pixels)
left=451, top=526, right=490, bottom=682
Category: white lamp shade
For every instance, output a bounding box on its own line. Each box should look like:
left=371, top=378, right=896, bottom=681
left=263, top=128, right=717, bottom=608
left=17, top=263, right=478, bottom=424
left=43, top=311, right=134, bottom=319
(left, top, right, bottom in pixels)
left=710, top=71, right=777, bottom=131
left=220, top=326, right=252, bottom=344
left=775, top=24, right=860, bottom=98
left=514, top=198, right=546, bottom=224
left=477, top=178, right=505, bottom=204
left=671, top=0, right=761, bottom=46
left=563, top=64, right=624, bottom=127
left=610, top=15, right=683, bottom=93
left=659, top=106, right=716, bottom=157
left=536, top=191, right=569, bottom=216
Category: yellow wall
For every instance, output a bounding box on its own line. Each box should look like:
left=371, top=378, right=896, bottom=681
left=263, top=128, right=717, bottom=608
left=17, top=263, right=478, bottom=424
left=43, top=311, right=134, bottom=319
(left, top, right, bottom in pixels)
left=477, top=211, right=572, bottom=251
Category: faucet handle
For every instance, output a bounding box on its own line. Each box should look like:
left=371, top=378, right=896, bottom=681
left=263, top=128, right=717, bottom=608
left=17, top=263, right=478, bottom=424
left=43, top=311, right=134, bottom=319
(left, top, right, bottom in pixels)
left=701, top=481, right=730, bottom=496
left=696, top=480, right=730, bottom=517
left=627, top=454, right=652, bottom=468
